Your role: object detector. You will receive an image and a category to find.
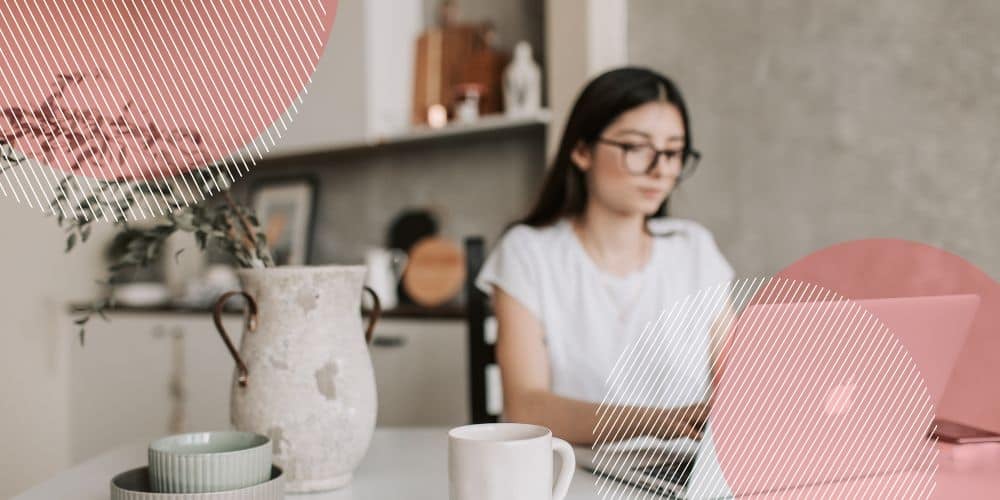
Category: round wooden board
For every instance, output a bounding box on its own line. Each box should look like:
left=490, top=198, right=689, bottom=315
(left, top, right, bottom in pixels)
left=402, top=237, right=466, bottom=307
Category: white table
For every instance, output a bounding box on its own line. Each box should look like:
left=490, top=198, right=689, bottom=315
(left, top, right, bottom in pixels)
left=14, top=427, right=602, bottom=499
left=17, top=427, right=1000, bottom=499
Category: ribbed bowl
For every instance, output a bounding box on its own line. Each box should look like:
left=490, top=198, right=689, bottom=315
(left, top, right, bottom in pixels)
left=148, top=431, right=272, bottom=493
left=111, top=466, right=283, bottom=500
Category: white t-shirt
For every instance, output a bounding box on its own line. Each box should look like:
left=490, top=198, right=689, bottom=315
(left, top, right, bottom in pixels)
left=475, top=217, right=734, bottom=406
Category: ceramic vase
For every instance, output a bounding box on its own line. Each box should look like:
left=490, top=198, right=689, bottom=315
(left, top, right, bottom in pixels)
left=212, top=265, right=380, bottom=492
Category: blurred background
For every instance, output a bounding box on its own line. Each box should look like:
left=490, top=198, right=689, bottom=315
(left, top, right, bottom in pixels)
left=2, top=0, right=999, bottom=496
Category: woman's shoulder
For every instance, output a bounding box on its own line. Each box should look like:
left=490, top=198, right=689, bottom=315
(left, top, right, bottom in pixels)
left=476, top=220, right=570, bottom=304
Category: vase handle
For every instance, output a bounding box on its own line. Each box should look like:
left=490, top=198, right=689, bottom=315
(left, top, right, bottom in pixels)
left=362, top=286, right=380, bottom=344
left=213, top=291, right=257, bottom=387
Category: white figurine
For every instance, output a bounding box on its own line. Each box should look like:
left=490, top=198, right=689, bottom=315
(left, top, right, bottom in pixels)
left=503, top=41, right=542, bottom=117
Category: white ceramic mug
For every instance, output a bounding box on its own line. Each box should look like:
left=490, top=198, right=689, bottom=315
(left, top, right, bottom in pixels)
left=449, top=423, right=575, bottom=500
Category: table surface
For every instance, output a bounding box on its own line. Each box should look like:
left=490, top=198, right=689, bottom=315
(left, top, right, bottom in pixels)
left=14, top=428, right=601, bottom=500
left=16, top=427, right=1000, bottom=499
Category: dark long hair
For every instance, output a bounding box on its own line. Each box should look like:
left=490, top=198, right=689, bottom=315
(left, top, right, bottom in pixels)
left=520, top=67, right=693, bottom=228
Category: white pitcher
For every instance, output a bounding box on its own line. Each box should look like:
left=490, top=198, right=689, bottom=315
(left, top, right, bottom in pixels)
left=212, top=265, right=380, bottom=492
left=363, top=247, right=407, bottom=310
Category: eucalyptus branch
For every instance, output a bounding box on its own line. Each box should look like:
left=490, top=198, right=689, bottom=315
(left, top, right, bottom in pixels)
left=0, top=140, right=22, bottom=174
left=222, top=190, right=274, bottom=268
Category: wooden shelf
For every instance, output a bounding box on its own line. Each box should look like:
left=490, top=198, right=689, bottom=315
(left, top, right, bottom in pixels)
left=69, top=302, right=466, bottom=320
left=375, top=110, right=550, bottom=146
left=262, top=110, right=550, bottom=162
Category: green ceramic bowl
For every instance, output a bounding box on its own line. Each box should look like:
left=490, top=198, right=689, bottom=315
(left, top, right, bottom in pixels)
left=111, top=465, right=283, bottom=499
left=148, top=431, right=272, bottom=493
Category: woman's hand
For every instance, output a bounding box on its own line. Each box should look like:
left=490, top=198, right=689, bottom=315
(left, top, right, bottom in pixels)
left=656, top=402, right=709, bottom=440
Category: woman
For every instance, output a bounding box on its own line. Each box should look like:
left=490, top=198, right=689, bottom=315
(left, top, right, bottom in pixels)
left=475, top=67, right=734, bottom=445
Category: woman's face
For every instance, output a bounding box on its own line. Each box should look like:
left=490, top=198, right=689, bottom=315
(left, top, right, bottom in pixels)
left=572, top=101, right=687, bottom=217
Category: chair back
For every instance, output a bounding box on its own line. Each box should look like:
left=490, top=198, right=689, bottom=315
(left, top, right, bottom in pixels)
left=464, top=237, right=501, bottom=423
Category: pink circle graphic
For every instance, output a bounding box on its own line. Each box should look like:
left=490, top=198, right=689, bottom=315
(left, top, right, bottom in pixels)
left=0, top=1, right=338, bottom=216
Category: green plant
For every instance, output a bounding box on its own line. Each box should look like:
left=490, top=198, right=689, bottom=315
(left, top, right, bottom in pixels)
left=1, top=143, right=274, bottom=343
left=55, top=168, right=274, bottom=343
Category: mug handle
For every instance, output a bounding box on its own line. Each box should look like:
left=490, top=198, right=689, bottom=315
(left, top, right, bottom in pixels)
left=551, top=437, right=575, bottom=500
left=213, top=291, right=257, bottom=387
left=362, top=286, right=381, bottom=344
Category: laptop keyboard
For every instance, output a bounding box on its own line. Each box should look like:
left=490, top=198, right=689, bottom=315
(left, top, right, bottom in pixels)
left=635, top=458, right=696, bottom=486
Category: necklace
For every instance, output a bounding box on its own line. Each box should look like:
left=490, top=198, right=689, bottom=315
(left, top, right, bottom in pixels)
left=572, top=220, right=651, bottom=323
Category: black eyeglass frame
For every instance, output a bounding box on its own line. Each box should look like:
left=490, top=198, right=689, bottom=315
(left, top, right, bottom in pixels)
left=596, top=138, right=702, bottom=179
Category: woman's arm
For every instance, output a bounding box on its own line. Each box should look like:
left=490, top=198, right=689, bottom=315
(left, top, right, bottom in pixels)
left=493, top=287, right=707, bottom=446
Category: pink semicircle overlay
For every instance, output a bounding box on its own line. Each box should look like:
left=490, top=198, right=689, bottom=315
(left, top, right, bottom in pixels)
left=0, top=0, right=338, bottom=180
left=711, top=239, right=1000, bottom=499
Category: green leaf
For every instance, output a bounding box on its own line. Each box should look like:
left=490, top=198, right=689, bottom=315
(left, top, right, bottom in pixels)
left=65, top=233, right=76, bottom=252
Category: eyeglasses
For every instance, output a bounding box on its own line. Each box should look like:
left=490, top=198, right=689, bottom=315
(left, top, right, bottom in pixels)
left=596, top=138, right=701, bottom=178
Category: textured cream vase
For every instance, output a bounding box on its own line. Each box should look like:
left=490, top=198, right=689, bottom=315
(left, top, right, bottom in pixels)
left=218, top=266, right=377, bottom=493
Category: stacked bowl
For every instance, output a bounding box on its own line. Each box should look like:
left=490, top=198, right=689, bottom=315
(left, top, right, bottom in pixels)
left=111, top=431, right=283, bottom=499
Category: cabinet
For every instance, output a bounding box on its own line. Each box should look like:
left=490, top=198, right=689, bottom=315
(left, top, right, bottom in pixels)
left=67, top=312, right=467, bottom=462
left=68, top=313, right=244, bottom=462
left=369, top=319, right=469, bottom=426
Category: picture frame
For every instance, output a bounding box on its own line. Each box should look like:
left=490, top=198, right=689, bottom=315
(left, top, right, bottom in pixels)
left=249, top=176, right=318, bottom=266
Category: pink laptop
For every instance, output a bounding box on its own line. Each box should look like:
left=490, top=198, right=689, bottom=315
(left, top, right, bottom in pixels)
left=585, top=293, right=980, bottom=499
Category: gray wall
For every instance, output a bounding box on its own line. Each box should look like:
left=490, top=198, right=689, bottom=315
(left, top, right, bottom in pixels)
left=629, top=0, right=1000, bottom=279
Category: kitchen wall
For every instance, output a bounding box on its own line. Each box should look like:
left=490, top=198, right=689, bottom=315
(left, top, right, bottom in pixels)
left=0, top=201, right=111, bottom=497
left=628, top=0, right=1000, bottom=280
left=242, top=130, right=546, bottom=264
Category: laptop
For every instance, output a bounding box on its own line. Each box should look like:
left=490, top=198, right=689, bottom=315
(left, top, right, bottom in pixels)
left=578, top=294, right=980, bottom=498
